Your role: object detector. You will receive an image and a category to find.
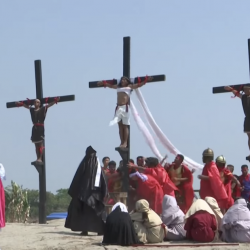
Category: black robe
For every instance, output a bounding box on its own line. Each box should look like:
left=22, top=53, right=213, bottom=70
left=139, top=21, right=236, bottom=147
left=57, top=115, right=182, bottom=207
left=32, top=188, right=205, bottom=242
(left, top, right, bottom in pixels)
left=65, top=146, right=107, bottom=234
left=102, top=206, right=141, bottom=246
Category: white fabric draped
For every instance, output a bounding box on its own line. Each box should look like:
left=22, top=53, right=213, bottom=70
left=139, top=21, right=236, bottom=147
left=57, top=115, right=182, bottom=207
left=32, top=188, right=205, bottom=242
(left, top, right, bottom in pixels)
left=0, top=163, right=6, bottom=180
left=130, top=101, right=163, bottom=160
left=94, top=157, right=101, bottom=187
left=132, top=88, right=203, bottom=170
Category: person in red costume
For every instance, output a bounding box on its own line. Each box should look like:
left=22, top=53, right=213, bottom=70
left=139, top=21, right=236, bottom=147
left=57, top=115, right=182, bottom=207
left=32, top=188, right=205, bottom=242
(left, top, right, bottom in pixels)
left=215, top=156, right=241, bottom=211
left=129, top=170, right=164, bottom=215
left=239, top=165, right=250, bottom=201
left=102, top=156, right=110, bottom=175
left=198, top=148, right=228, bottom=212
left=227, top=164, right=241, bottom=200
left=128, top=157, right=177, bottom=197
left=167, top=154, right=194, bottom=214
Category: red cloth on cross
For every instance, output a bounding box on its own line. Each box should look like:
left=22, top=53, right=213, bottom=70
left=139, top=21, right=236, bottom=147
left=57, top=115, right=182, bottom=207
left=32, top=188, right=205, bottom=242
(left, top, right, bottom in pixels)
left=200, top=162, right=228, bottom=209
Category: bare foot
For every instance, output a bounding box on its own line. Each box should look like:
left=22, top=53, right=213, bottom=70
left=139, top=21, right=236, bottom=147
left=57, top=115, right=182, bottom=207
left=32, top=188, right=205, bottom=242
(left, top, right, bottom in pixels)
left=120, top=144, right=127, bottom=148
left=36, top=159, right=43, bottom=162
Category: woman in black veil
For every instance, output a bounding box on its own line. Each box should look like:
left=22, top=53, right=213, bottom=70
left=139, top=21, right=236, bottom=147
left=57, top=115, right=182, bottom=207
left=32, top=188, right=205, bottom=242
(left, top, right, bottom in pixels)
left=65, top=146, right=108, bottom=235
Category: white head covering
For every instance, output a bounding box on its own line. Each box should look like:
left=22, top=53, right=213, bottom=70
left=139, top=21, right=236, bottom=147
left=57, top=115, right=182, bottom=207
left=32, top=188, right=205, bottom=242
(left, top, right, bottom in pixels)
left=162, top=195, right=185, bottom=226
left=185, top=199, right=215, bottom=222
left=112, top=202, right=128, bottom=213
left=0, top=163, right=6, bottom=180
left=223, top=198, right=250, bottom=225
left=205, top=197, right=223, bottom=230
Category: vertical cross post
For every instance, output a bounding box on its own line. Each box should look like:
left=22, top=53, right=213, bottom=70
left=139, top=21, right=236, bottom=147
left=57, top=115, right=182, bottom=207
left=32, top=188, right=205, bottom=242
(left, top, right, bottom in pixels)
left=34, top=60, right=47, bottom=224
left=122, top=37, right=130, bottom=193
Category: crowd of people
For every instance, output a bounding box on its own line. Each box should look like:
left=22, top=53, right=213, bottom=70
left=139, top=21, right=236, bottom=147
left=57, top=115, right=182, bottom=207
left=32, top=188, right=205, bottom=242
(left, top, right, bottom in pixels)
left=64, top=146, right=250, bottom=246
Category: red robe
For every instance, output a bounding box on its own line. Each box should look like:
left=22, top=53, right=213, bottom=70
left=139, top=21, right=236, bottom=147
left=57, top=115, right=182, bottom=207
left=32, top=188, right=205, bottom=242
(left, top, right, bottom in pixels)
left=232, top=175, right=241, bottom=200
left=168, top=164, right=194, bottom=213
left=200, top=162, right=228, bottom=209
left=218, top=168, right=234, bottom=209
left=136, top=174, right=164, bottom=214
left=0, top=179, right=5, bottom=228
left=144, top=164, right=177, bottom=197
left=184, top=211, right=216, bottom=242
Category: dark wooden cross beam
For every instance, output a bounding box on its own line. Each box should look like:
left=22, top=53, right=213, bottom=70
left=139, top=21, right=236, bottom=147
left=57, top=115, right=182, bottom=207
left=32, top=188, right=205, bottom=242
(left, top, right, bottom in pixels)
left=89, top=36, right=165, bottom=194
left=213, top=39, right=250, bottom=94
left=6, top=60, right=75, bottom=224
left=212, top=39, right=250, bottom=161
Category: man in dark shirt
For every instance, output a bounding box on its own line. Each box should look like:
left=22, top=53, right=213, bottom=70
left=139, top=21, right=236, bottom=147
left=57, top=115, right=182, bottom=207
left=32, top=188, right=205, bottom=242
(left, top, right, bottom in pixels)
left=16, top=98, right=59, bottom=164
left=225, top=86, right=250, bottom=160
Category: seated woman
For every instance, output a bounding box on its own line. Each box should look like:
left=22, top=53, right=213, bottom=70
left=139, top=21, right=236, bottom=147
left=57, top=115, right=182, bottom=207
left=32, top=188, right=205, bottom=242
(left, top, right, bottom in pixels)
left=205, top=197, right=223, bottom=233
left=221, top=198, right=250, bottom=243
left=184, top=199, right=217, bottom=242
left=130, top=199, right=166, bottom=244
left=102, top=202, right=140, bottom=246
left=162, top=195, right=186, bottom=241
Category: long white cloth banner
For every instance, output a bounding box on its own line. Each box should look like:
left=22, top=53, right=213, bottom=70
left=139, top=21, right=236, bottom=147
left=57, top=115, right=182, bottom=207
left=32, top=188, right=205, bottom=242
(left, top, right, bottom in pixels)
left=134, top=89, right=203, bottom=170
left=130, top=101, right=163, bottom=160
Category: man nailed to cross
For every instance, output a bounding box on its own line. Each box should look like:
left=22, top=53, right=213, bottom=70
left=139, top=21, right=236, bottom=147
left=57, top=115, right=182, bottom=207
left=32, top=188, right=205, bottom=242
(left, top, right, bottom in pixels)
left=15, top=97, right=60, bottom=164
left=97, top=76, right=153, bottom=149
left=224, top=86, right=250, bottom=160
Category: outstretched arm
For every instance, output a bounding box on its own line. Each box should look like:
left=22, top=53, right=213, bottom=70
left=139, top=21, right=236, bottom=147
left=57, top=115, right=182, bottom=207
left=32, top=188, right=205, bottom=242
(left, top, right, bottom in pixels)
left=15, top=102, right=30, bottom=109
left=97, top=81, right=117, bottom=89
left=224, top=86, right=242, bottom=99
left=46, top=97, right=60, bottom=108
left=129, top=76, right=153, bottom=90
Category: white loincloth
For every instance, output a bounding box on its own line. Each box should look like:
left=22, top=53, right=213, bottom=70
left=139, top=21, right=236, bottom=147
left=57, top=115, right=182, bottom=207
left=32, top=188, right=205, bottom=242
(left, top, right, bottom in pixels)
left=109, top=105, right=130, bottom=126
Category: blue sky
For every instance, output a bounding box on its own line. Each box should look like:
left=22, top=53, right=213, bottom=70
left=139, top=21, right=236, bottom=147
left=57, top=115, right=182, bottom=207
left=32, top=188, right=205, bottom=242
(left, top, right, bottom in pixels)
left=1, top=0, right=250, bottom=192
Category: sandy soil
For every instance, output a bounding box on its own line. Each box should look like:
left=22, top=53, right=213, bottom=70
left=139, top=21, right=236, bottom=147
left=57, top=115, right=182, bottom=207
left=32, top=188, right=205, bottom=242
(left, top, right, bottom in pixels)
left=0, top=219, right=249, bottom=250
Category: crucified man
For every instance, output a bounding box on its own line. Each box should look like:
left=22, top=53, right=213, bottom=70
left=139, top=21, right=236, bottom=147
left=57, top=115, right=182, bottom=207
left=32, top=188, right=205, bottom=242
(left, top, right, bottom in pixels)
left=224, top=85, right=250, bottom=160
left=97, top=76, right=153, bottom=149
left=15, top=97, right=60, bottom=164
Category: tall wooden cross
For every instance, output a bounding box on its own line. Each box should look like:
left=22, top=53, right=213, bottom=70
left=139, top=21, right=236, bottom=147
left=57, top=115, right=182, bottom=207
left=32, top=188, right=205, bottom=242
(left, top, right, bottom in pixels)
left=212, top=39, right=250, bottom=161
left=6, top=60, right=75, bottom=224
left=89, top=37, right=165, bottom=193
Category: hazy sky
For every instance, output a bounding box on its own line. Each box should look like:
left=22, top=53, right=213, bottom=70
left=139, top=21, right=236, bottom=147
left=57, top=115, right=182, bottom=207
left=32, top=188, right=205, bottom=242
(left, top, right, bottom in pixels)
left=1, top=1, right=250, bottom=192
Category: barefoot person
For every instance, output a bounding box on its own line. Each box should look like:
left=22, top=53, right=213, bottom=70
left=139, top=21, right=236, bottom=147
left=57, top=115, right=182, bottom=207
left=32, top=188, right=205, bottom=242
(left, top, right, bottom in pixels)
left=224, top=85, right=250, bottom=160
left=15, top=98, right=59, bottom=164
left=97, top=76, right=153, bottom=149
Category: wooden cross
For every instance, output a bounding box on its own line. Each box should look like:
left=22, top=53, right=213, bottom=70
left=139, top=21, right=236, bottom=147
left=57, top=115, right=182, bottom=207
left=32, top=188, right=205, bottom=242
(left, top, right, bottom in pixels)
left=6, top=60, right=75, bottom=224
left=213, top=39, right=250, bottom=94
left=212, top=39, right=250, bottom=161
left=89, top=37, right=165, bottom=193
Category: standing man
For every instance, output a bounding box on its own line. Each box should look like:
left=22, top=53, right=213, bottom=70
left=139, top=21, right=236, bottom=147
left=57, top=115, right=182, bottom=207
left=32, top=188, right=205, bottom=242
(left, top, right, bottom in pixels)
left=16, top=98, right=59, bottom=164
left=97, top=76, right=153, bottom=149
left=102, top=157, right=110, bottom=175
left=168, top=154, right=194, bottom=213
left=137, top=156, right=146, bottom=168
left=198, top=148, right=228, bottom=212
left=215, top=156, right=240, bottom=210
left=224, top=86, right=250, bottom=160
left=227, top=164, right=241, bottom=200
left=239, top=165, right=250, bottom=201
left=65, top=146, right=107, bottom=236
